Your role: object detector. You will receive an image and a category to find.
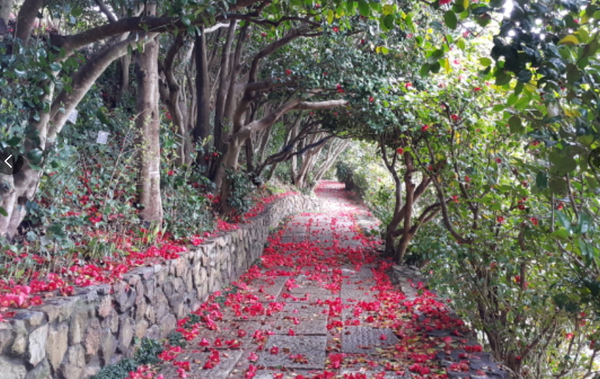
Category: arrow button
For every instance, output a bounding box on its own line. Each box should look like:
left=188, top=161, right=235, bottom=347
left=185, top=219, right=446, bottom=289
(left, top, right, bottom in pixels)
left=0, top=148, right=23, bottom=175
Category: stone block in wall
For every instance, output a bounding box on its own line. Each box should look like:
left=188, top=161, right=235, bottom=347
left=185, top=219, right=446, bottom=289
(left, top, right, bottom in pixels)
left=69, top=309, right=88, bottom=345
left=117, top=315, right=135, bottom=355
left=45, top=322, right=68, bottom=372
left=112, top=281, right=136, bottom=313
left=98, top=328, right=116, bottom=366
left=152, top=289, right=169, bottom=322
left=153, top=264, right=167, bottom=285
left=158, top=314, right=176, bottom=339
left=0, top=356, right=27, bottom=379
left=163, top=278, right=185, bottom=309
left=132, top=266, right=154, bottom=281
left=25, top=357, right=50, bottom=379
left=97, top=295, right=112, bottom=319
left=10, top=320, right=27, bottom=356
left=0, top=322, right=15, bottom=355
left=143, top=278, right=155, bottom=302
left=144, top=325, right=160, bottom=340
left=101, top=309, right=119, bottom=334
left=58, top=345, right=84, bottom=379
left=27, top=323, right=48, bottom=366
left=83, top=318, right=100, bottom=360
left=134, top=319, right=149, bottom=340
left=12, top=311, right=45, bottom=330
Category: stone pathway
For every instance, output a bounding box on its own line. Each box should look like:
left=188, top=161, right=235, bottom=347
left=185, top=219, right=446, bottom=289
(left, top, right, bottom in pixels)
left=158, top=182, right=507, bottom=379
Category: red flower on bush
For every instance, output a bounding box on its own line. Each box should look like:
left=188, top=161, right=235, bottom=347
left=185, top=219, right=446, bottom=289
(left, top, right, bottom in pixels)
left=421, top=124, right=430, bottom=132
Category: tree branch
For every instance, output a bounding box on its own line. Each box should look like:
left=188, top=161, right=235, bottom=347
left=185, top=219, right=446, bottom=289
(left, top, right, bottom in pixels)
left=52, top=0, right=260, bottom=56
left=93, top=0, right=118, bottom=23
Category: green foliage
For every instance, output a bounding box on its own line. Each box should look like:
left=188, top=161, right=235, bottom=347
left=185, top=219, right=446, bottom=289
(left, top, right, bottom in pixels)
left=334, top=161, right=355, bottom=190
left=161, top=166, right=215, bottom=239
left=90, top=338, right=163, bottom=379
left=166, top=332, right=186, bottom=348
left=90, top=358, right=138, bottom=379
left=225, top=169, right=256, bottom=217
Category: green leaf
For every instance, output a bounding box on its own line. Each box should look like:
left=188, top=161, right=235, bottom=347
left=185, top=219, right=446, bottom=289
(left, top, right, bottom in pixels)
left=0, top=207, right=7, bottom=217
left=508, top=115, right=523, bottom=133
left=358, top=0, right=370, bottom=17
left=457, top=38, right=466, bottom=50
left=558, top=35, right=580, bottom=45
left=444, top=10, right=458, bottom=30
left=516, top=69, right=532, bottom=83
left=556, top=210, right=572, bottom=231
left=536, top=171, right=548, bottom=190
left=552, top=229, right=570, bottom=239
left=420, top=63, right=431, bottom=77
left=49, top=62, right=62, bottom=72
left=384, top=14, right=395, bottom=30
left=6, top=137, right=21, bottom=147
left=327, top=9, right=334, bottom=24
left=566, top=63, right=582, bottom=83
left=479, top=57, right=492, bottom=66
left=495, top=71, right=511, bottom=85
left=577, top=211, right=592, bottom=234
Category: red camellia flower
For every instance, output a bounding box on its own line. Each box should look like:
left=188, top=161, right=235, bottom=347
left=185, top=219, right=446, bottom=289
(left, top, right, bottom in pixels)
left=497, top=216, right=505, bottom=224
left=332, top=26, right=339, bottom=32
left=396, top=148, right=404, bottom=155
left=369, top=96, right=374, bottom=102
left=451, top=114, right=459, bottom=122
left=465, top=175, right=470, bottom=183
left=495, top=158, right=502, bottom=163
left=439, top=0, right=452, bottom=4
left=474, top=87, right=482, bottom=91
left=168, top=170, right=174, bottom=176
left=270, top=346, right=279, bottom=355
left=421, top=124, right=429, bottom=132
left=405, top=82, right=412, bottom=89
left=452, top=195, right=459, bottom=203
left=285, top=69, right=292, bottom=75
left=530, top=217, right=539, bottom=226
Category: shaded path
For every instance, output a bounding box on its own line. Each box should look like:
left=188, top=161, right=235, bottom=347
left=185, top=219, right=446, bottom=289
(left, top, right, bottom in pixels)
left=159, top=182, right=506, bottom=379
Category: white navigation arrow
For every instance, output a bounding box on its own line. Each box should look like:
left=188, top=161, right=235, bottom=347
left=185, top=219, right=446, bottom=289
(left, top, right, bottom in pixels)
left=4, top=155, right=12, bottom=168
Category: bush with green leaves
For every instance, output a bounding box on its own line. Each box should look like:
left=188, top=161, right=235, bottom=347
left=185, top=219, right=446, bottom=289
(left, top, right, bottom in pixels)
left=90, top=338, right=164, bottom=379
left=225, top=169, right=256, bottom=218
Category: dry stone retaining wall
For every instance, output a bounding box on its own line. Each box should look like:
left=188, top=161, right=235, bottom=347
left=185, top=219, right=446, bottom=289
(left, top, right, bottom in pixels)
left=0, top=194, right=319, bottom=379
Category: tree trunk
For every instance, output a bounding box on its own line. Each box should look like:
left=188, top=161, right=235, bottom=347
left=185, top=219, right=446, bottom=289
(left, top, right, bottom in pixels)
left=14, top=0, right=42, bottom=43
left=245, top=138, right=255, bottom=173
left=115, top=55, right=131, bottom=104
left=135, top=8, right=162, bottom=224
left=313, top=139, right=349, bottom=183
left=193, top=26, right=211, bottom=157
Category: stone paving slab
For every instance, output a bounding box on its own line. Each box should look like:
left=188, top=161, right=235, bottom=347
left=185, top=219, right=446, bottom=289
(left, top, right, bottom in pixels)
left=256, top=335, right=328, bottom=369
left=263, top=315, right=328, bottom=335
left=341, top=326, right=399, bottom=354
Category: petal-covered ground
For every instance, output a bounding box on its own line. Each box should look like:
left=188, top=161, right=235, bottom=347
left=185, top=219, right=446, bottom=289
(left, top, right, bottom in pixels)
left=151, top=182, right=506, bottom=379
